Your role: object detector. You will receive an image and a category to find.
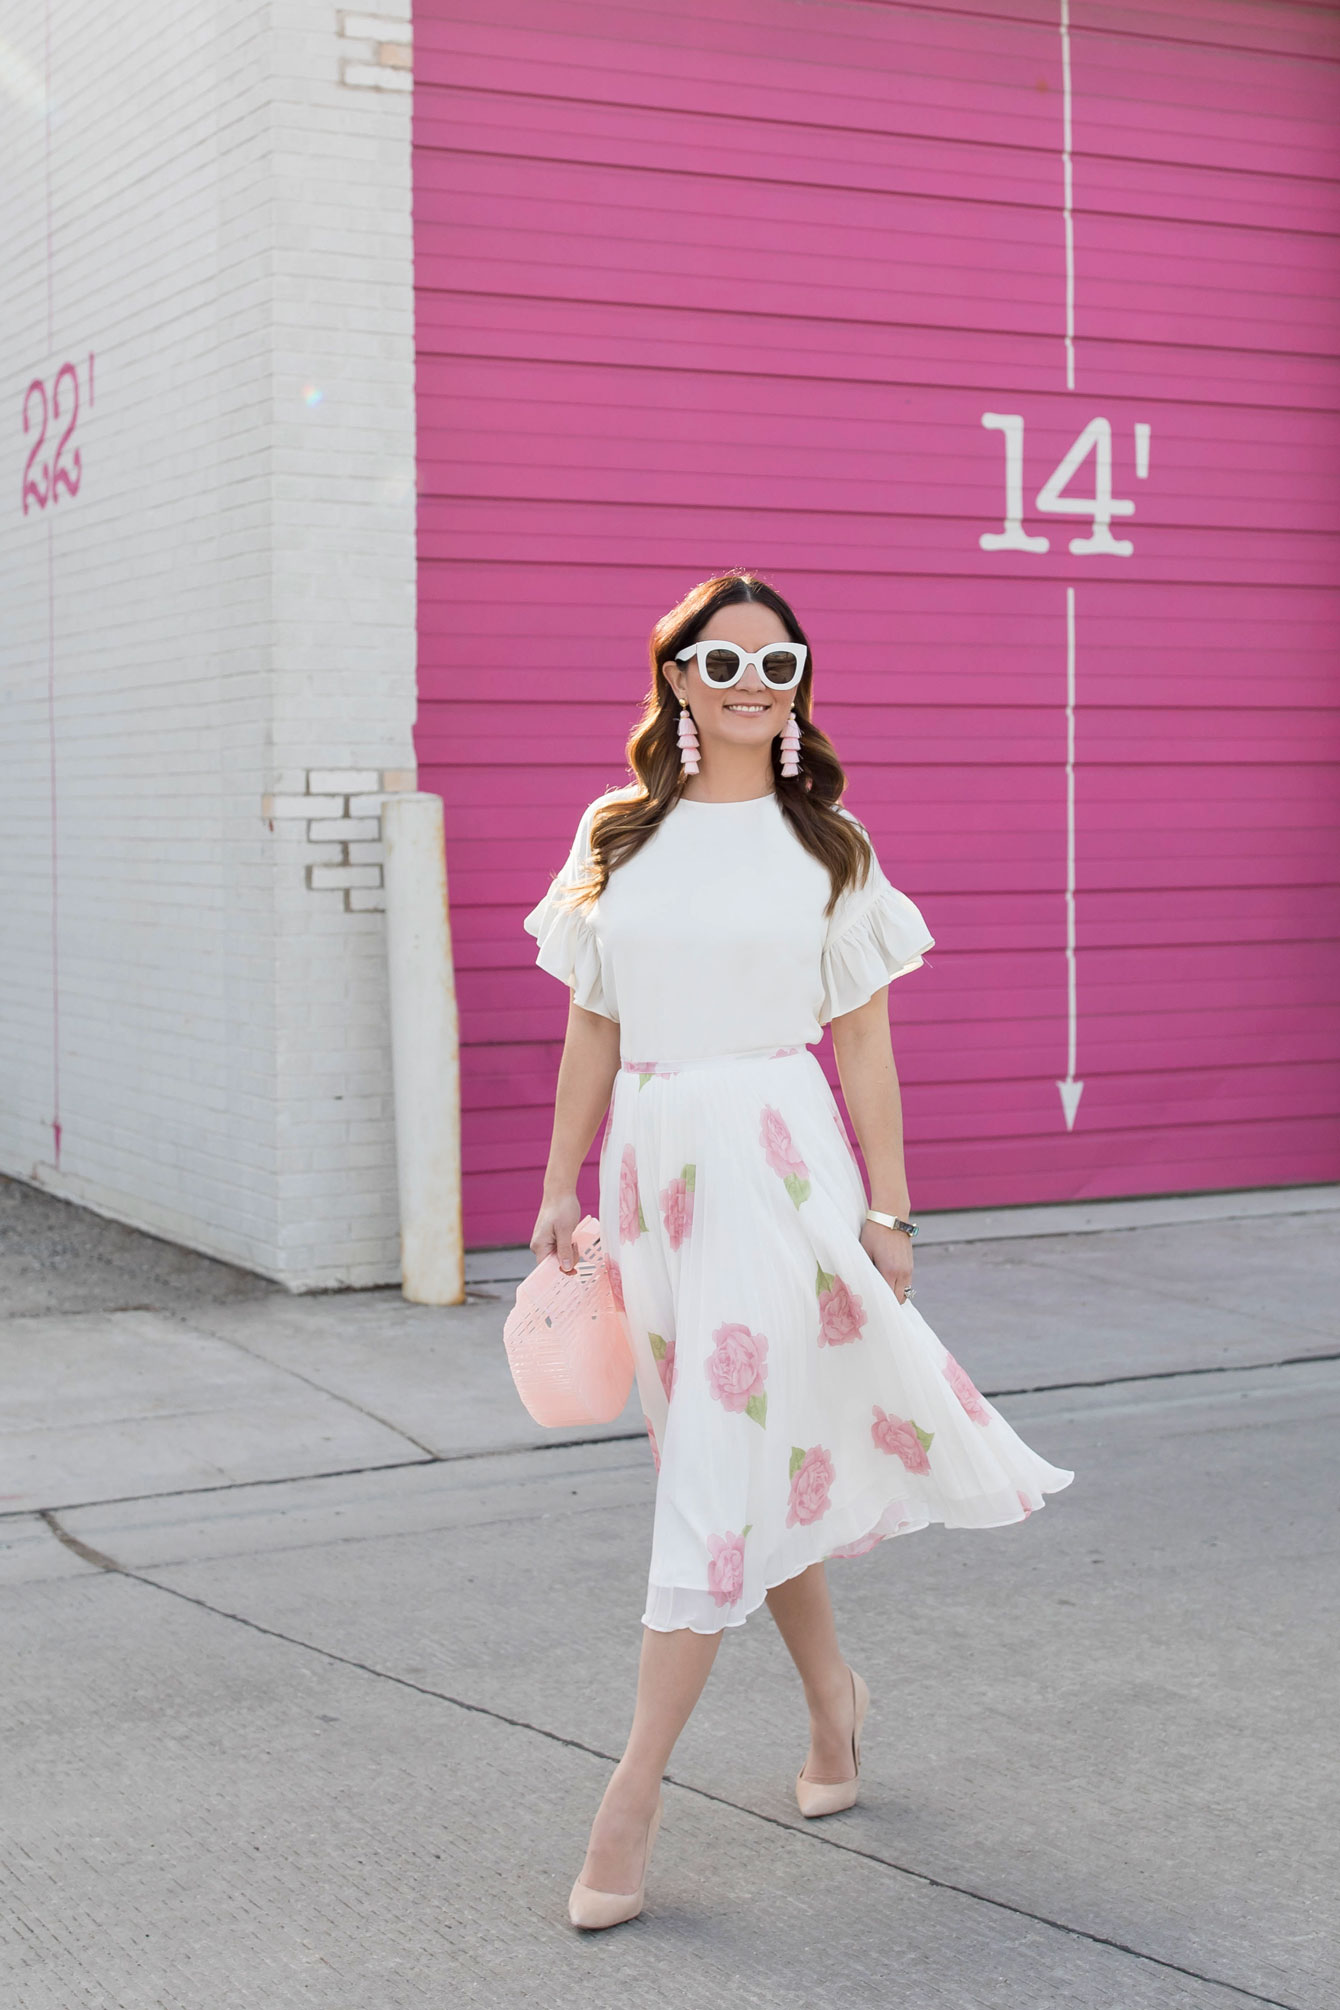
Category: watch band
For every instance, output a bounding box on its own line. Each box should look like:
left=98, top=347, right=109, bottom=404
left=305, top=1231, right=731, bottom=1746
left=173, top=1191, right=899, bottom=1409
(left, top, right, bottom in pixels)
left=866, top=1209, right=918, bottom=1238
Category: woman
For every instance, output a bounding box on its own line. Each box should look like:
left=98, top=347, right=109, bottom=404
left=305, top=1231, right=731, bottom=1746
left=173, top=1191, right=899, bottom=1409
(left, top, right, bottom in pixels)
left=524, top=571, right=1074, bottom=1931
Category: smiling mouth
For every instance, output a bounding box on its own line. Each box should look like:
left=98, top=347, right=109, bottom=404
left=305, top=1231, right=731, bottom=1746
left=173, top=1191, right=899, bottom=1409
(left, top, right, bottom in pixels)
left=724, top=702, right=769, bottom=712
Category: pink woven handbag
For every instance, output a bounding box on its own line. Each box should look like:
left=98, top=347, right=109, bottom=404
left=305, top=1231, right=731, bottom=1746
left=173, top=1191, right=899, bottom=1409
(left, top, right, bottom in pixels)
left=503, top=1214, right=635, bottom=1426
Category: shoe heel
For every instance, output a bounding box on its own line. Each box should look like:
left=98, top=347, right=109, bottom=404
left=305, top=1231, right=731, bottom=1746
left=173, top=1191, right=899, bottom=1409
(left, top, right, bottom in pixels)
left=795, top=1667, right=869, bottom=1819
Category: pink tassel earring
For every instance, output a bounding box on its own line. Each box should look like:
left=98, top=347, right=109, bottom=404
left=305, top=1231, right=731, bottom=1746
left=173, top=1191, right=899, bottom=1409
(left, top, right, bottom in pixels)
left=779, top=707, right=802, bottom=778
left=677, top=699, right=701, bottom=776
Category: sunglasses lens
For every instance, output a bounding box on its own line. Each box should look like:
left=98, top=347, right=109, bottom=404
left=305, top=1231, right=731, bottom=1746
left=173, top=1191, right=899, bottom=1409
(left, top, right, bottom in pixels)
left=702, top=647, right=741, bottom=684
left=762, top=649, right=802, bottom=686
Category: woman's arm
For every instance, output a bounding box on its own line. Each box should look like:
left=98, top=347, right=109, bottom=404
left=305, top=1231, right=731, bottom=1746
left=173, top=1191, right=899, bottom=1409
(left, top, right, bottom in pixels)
left=830, top=985, right=915, bottom=1304
left=529, top=998, right=622, bottom=1272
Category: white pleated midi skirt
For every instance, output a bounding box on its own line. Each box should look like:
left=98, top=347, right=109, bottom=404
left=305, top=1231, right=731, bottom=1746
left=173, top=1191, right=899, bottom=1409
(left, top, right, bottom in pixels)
left=598, top=1044, right=1075, bottom=1635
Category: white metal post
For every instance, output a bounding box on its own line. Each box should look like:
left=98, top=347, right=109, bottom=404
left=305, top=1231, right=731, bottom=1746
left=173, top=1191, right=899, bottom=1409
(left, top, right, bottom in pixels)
left=382, top=792, right=465, bottom=1305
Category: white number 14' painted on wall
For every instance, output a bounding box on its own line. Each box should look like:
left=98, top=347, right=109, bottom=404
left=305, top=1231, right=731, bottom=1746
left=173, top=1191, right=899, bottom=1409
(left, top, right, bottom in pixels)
left=980, top=414, right=1151, bottom=557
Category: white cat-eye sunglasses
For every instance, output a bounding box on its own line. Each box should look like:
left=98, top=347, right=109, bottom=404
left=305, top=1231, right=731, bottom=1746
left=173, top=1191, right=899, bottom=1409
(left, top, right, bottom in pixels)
left=674, top=638, right=809, bottom=691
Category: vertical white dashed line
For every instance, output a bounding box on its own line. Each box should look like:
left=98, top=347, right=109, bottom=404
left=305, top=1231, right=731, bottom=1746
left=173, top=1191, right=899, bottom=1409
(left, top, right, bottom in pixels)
left=1058, top=3, right=1082, bottom=1130
left=1058, top=585, right=1084, bottom=1129
left=1061, top=0, right=1076, bottom=392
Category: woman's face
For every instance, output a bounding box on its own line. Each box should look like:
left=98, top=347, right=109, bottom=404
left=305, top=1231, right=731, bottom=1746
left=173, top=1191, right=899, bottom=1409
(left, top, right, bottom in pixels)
left=665, top=602, right=796, bottom=757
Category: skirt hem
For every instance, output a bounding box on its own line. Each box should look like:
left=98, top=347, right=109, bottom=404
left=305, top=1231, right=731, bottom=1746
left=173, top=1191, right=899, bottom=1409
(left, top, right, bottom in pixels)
left=639, top=1467, right=1075, bottom=1635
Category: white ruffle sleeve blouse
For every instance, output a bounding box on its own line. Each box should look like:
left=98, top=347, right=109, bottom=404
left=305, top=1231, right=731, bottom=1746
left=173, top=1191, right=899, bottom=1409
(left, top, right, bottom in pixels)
left=522, top=788, right=933, bottom=1064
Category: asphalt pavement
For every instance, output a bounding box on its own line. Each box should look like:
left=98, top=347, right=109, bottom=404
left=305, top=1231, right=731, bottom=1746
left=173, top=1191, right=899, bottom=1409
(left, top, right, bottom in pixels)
left=2, top=1171, right=1336, bottom=2010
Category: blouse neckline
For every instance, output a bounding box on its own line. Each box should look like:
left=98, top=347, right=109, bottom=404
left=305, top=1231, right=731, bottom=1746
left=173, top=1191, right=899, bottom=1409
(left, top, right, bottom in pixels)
left=673, top=790, right=779, bottom=809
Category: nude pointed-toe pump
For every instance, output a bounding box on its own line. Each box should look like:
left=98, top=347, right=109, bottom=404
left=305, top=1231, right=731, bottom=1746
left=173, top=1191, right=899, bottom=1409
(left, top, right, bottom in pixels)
left=567, top=1795, right=664, bottom=1930
left=795, top=1666, right=870, bottom=1818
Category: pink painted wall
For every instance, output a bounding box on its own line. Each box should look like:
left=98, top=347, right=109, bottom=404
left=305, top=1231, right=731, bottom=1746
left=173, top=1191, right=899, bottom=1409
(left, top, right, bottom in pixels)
left=412, top=0, right=1340, bottom=1249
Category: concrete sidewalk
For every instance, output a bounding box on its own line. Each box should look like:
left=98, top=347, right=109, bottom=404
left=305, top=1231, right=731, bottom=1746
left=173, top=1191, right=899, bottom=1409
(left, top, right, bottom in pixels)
left=1, top=1172, right=1336, bottom=2009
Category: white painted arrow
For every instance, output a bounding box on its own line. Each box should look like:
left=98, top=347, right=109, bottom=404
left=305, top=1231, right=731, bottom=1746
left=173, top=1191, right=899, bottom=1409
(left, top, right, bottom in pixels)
left=1057, top=585, right=1084, bottom=1129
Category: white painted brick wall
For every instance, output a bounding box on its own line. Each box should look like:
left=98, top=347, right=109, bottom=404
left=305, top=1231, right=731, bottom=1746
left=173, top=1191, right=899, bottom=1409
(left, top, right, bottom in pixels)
left=0, top=0, right=417, bottom=1290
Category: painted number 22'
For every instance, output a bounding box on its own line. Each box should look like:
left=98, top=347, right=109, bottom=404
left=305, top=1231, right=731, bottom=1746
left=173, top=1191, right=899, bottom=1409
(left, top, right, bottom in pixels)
left=980, top=413, right=1150, bottom=558
left=22, top=358, right=89, bottom=515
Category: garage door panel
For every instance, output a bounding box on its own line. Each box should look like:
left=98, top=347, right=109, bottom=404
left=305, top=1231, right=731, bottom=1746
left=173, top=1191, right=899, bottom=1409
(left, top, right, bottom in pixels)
left=423, top=697, right=1340, bottom=766
left=417, top=13, right=1069, bottom=150
left=921, top=886, right=1334, bottom=953
left=1076, top=152, right=1340, bottom=232
left=420, top=238, right=1333, bottom=360
left=445, top=762, right=1338, bottom=826
left=416, top=653, right=1340, bottom=714
left=420, top=157, right=1338, bottom=312
left=415, top=91, right=1069, bottom=212
left=417, top=453, right=1339, bottom=539
left=420, top=82, right=1340, bottom=240
left=894, top=1005, right=1337, bottom=1072
left=420, top=371, right=1340, bottom=466
left=904, top=1118, right=1340, bottom=1209
left=417, top=237, right=1069, bottom=350
left=419, top=406, right=1340, bottom=541
left=418, top=566, right=1340, bottom=646
left=896, top=1066, right=1339, bottom=1143
left=418, top=8, right=1340, bottom=180
left=1070, top=45, right=1339, bottom=180
left=418, top=497, right=1338, bottom=589
left=420, top=187, right=1340, bottom=358
left=420, top=360, right=1340, bottom=454
left=415, top=254, right=1066, bottom=349
left=1080, top=2, right=1340, bottom=65
left=419, top=290, right=1340, bottom=411
left=1071, top=28, right=1340, bottom=122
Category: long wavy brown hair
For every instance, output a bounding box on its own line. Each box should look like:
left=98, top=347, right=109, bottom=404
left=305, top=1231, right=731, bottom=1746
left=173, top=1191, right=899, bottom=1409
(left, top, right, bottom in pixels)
left=558, top=571, right=873, bottom=920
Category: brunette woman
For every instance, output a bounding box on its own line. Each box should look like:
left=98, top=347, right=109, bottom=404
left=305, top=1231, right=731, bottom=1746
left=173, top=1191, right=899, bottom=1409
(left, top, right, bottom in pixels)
left=524, top=571, right=1073, bottom=1929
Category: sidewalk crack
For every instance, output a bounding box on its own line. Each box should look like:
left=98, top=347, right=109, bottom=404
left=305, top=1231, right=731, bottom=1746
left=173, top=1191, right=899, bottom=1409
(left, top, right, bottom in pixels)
left=39, top=1509, right=124, bottom=1574
left=149, top=1305, right=443, bottom=1459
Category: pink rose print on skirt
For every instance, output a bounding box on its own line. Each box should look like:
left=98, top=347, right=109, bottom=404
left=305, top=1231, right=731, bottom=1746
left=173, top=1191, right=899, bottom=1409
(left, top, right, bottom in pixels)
left=606, top=1255, right=625, bottom=1314
left=705, top=1322, right=768, bottom=1427
left=943, top=1350, right=990, bottom=1424
left=706, top=1525, right=750, bottom=1607
left=619, top=1145, right=647, bottom=1243
left=786, top=1444, right=835, bottom=1527
left=659, top=1163, right=696, bottom=1249
left=760, top=1105, right=811, bottom=1208
left=870, top=1405, right=934, bottom=1475
left=646, top=1419, right=661, bottom=1473
left=814, top=1263, right=866, bottom=1345
left=649, top=1332, right=676, bottom=1401
left=1017, top=1489, right=1034, bottom=1517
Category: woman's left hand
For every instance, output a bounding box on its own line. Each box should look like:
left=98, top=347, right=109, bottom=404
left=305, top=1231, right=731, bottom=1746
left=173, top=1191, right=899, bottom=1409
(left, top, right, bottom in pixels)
left=861, top=1219, right=914, bottom=1304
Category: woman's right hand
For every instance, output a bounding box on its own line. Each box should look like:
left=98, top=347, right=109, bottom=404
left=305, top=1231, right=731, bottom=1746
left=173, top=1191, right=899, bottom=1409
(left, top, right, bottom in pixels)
left=530, top=1189, right=583, bottom=1274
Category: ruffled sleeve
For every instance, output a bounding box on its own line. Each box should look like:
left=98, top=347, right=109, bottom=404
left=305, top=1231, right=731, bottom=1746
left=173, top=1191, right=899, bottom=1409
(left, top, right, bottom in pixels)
left=521, top=798, right=618, bottom=1021
left=818, top=810, right=934, bottom=1024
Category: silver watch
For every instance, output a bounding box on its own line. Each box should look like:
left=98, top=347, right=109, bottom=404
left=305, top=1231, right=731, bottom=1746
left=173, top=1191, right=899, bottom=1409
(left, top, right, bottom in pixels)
left=866, top=1209, right=918, bottom=1238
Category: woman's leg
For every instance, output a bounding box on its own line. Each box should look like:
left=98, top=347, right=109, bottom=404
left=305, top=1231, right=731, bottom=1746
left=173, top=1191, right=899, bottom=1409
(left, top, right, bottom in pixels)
left=579, top=1623, right=722, bottom=1893
left=765, top=1562, right=859, bottom=1783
